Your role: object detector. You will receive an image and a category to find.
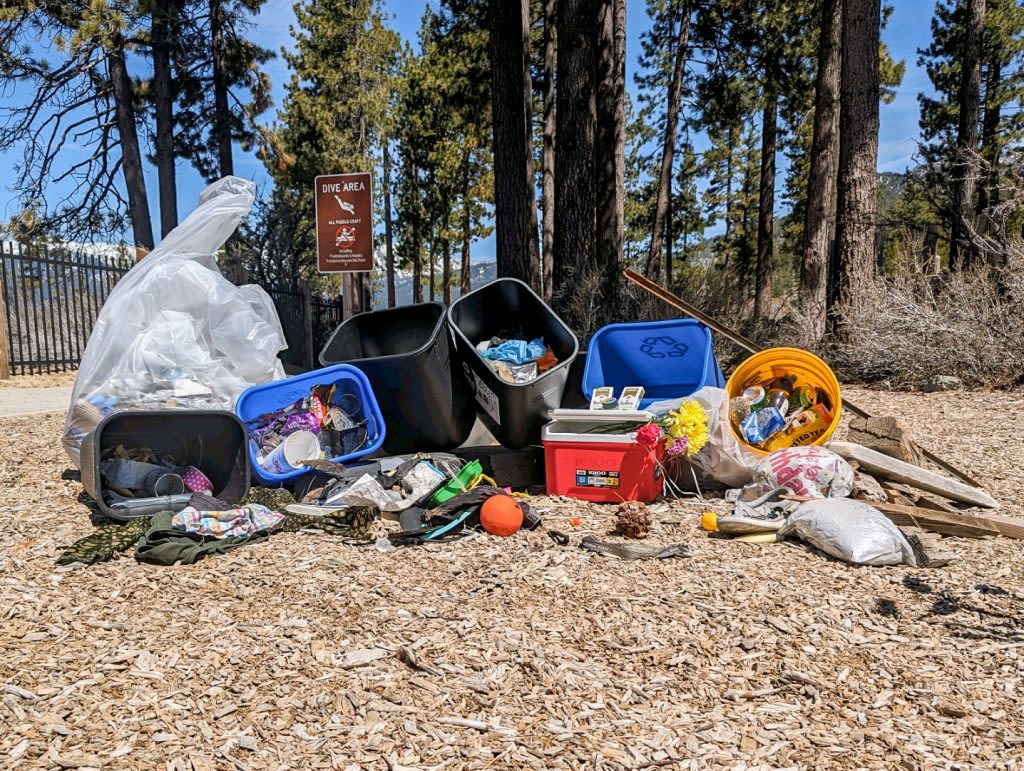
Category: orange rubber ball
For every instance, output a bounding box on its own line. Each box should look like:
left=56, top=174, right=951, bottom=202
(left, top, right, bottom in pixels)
left=479, top=494, right=524, bottom=537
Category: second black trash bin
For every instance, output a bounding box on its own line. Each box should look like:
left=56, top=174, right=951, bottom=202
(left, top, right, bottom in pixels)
left=448, top=278, right=579, bottom=449
left=319, top=301, right=477, bottom=454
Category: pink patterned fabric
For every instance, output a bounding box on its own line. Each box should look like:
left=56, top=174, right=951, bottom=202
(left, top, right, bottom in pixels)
left=182, top=466, right=213, bottom=494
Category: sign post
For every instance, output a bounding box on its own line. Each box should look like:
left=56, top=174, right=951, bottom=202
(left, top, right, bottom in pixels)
left=315, top=172, right=374, bottom=273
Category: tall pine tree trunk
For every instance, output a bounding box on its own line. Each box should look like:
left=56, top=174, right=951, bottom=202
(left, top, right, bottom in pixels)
left=666, top=183, right=674, bottom=283
left=754, top=93, right=776, bottom=319
left=489, top=0, right=541, bottom=288
left=800, top=0, right=841, bottom=341
left=382, top=139, right=396, bottom=307
left=109, top=36, right=154, bottom=253
left=210, top=0, right=246, bottom=283
left=151, top=3, right=178, bottom=238
left=595, top=0, right=625, bottom=287
left=412, top=179, right=424, bottom=304
left=541, top=0, right=556, bottom=301
left=210, top=0, right=233, bottom=177
left=643, top=5, right=690, bottom=279
left=460, top=156, right=473, bottom=296
left=723, top=126, right=735, bottom=259
left=428, top=237, right=436, bottom=302
left=554, top=0, right=597, bottom=308
left=829, top=0, right=881, bottom=338
left=613, top=0, right=625, bottom=254
left=977, top=59, right=1002, bottom=261
left=442, top=194, right=452, bottom=306
left=948, top=0, right=985, bottom=272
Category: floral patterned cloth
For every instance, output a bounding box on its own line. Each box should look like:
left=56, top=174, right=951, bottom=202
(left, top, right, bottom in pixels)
left=171, top=503, right=284, bottom=538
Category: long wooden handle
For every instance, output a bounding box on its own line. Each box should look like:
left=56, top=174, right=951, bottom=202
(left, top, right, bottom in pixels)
left=622, top=268, right=982, bottom=488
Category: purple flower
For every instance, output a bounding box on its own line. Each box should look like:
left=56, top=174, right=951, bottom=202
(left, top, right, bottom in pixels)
left=666, top=436, right=689, bottom=456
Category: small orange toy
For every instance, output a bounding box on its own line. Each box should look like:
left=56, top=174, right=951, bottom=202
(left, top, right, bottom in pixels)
left=480, top=495, right=524, bottom=537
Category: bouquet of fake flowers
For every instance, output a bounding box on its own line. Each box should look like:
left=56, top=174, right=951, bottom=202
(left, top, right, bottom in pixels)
left=633, top=398, right=710, bottom=457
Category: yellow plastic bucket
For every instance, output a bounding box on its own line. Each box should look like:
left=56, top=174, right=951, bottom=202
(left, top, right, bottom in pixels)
left=725, top=347, right=843, bottom=457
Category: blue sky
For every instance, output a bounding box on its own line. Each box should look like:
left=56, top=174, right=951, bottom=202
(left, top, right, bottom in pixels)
left=1, top=0, right=937, bottom=252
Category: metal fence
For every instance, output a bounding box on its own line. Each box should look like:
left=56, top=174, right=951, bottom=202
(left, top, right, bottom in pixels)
left=0, top=241, right=347, bottom=375
left=0, top=241, right=133, bottom=375
left=260, top=287, right=346, bottom=371
left=312, top=295, right=345, bottom=358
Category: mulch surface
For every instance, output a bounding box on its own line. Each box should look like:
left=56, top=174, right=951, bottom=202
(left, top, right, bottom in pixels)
left=1, top=387, right=1023, bottom=769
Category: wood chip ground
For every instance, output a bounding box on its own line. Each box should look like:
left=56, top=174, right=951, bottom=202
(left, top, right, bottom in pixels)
left=1, top=387, right=1023, bottom=769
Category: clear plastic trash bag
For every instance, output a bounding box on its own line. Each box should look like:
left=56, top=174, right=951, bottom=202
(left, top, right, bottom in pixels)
left=63, top=176, right=286, bottom=467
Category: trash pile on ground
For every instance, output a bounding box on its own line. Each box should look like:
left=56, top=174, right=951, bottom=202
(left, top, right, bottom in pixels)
left=57, top=178, right=1017, bottom=572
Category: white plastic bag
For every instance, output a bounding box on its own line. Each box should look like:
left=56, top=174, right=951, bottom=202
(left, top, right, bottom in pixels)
left=781, top=498, right=918, bottom=567
left=63, top=177, right=287, bottom=467
left=649, top=386, right=759, bottom=487
left=749, top=445, right=855, bottom=499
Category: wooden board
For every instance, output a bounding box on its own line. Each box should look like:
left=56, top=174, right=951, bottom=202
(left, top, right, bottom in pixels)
left=847, top=415, right=923, bottom=465
left=828, top=441, right=999, bottom=509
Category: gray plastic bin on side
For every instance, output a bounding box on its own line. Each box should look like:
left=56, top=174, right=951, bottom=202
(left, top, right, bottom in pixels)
left=81, top=410, right=250, bottom=521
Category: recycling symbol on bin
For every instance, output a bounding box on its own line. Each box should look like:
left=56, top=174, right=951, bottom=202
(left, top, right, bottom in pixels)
left=639, top=336, right=689, bottom=359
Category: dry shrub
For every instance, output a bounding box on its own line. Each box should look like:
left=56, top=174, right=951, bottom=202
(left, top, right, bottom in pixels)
left=825, top=240, right=1024, bottom=388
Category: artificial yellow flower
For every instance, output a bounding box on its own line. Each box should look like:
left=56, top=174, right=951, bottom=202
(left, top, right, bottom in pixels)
left=660, top=399, right=710, bottom=456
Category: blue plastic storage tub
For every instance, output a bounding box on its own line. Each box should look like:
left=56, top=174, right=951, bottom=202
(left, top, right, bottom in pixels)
left=236, top=364, right=386, bottom=485
left=582, top=319, right=725, bottom=409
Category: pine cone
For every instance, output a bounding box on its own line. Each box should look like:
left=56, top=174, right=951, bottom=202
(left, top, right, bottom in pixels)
left=613, top=501, right=652, bottom=539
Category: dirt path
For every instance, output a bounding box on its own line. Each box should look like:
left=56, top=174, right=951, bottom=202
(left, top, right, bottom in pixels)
left=1, top=389, right=1022, bottom=769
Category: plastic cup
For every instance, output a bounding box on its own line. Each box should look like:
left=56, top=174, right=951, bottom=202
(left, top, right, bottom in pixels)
left=142, top=470, right=186, bottom=496
left=260, top=430, right=322, bottom=475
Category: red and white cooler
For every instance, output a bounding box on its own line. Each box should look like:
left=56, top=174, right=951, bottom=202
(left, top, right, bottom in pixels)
left=542, top=410, right=664, bottom=503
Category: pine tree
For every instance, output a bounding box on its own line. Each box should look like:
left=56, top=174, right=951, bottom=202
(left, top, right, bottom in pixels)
left=265, top=0, right=399, bottom=311
left=489, top=0, right=541, bottom=288
left=670, top=140, right=705, bottom=272
left=553, top=0, right=598, bottom=324
left=595, top=0, right=626, bottom=278
left=0, top=1, right=154, bottom=251
left=174, top=0, right=273, bottom=182
left=142, top=0, right=183, bottom=237
left=829, top=0, right=881, bottom=337
left=635, top=0, right=692, bottom=280
left=948, top=0, right=985, bottom=271
left=919, top=0, right=1024, bottom=265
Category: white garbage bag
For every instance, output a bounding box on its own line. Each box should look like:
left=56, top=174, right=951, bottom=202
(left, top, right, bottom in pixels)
left=781, top=498, right=918, bottom=567
left=63, top=176, right=287, bottom=467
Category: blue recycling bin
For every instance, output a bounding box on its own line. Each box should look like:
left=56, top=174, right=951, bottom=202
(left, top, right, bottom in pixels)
left=236, top=363, right=386, bottom=485
left=582, top=319, right=725, bottom=409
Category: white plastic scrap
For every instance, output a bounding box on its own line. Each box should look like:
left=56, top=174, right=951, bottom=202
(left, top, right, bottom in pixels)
left=780, top=498, right=918, bottom=567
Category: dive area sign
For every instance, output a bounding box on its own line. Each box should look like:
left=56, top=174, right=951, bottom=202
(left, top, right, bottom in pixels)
left=315, top=172, right=373, bottom=273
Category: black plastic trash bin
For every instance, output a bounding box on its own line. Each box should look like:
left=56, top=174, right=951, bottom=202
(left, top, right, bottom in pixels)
left=448, top=278, right=579, bottom=449
left=81, top=410, right=250, bottom=521
left=319, top=302, right=477, bottom=454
